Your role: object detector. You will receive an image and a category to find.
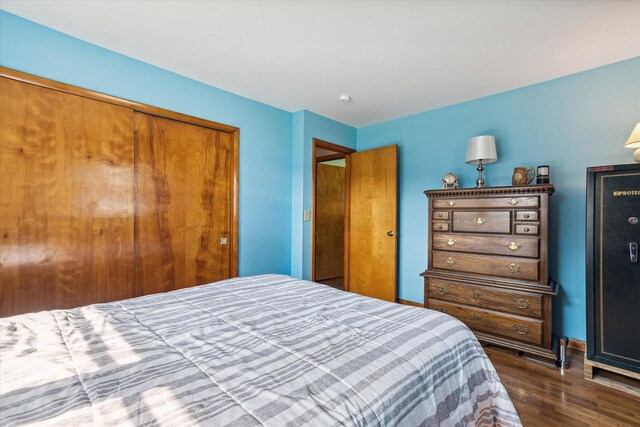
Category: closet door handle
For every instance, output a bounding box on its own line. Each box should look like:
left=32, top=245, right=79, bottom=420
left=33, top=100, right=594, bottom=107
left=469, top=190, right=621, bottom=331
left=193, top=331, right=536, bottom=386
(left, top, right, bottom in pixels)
left=387, top=231, right=395, bottom=237
left=630, top=242, right=638, bottom=263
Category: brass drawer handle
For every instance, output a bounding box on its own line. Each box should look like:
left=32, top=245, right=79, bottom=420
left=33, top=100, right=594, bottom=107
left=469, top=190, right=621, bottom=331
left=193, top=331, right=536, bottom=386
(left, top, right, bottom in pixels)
left=474, top=217, right=486, bottom=225
left=445, top=257, right=456, bottom=266
left=513, top=324, right=529, bottom=335
left=448, top=200, right=456, bottom=206
left=472, top=314, right=484, bottom=321
left=505, top=241, right=521, bottom=252
left=446, top=238, right=456, bottom=246
left=508, top=199, right=519, bottom=205
left=524, top=213, right=530, bottom=219
left=473, top=290, right=483, bottom=298
left=515, top=298, right=529, bottom=309
left=435, top=307, right=448, bottom=314
left=437, top=212, right=444, bottom=218
left=524, top=227, right=530, bottom=232
left=437, top=225, right=443, bottom=230
left=436, top=286, right=448, bottom=295
left=505, top=263, right=520, bottom=273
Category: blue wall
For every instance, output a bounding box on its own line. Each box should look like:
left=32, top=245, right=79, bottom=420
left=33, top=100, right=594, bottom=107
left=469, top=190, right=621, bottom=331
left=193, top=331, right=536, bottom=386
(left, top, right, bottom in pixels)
left=290, top=111, right=356, bottom=280
left=0, top=11, right=293, bottom=276
left=357, top=57, right=640, bottom=340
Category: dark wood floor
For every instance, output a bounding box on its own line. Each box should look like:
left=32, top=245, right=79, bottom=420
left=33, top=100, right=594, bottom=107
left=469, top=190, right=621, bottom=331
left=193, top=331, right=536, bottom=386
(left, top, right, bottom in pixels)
left=485, top=346, right=640, bottom=426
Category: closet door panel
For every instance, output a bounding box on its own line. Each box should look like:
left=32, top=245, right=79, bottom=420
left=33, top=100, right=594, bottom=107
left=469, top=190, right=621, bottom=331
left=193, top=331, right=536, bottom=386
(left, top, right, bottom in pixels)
left=0, top=78, right=135, bottom=316
left=134, top=113, right=231, bottom=295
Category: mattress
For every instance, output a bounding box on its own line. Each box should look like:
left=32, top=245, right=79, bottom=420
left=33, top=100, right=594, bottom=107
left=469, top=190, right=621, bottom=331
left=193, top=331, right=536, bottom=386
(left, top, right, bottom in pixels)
left=0, top=274, right=521, bottom=426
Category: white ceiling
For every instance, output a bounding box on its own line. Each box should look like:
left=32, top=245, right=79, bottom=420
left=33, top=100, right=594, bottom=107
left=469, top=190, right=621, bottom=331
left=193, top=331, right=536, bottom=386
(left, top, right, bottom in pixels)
left=2, top=1, right=639, bottom=127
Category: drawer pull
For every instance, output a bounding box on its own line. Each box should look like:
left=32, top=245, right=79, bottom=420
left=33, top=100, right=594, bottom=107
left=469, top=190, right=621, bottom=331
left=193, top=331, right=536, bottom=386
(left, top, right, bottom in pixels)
left=515, top=298, right=530, bottom=309
left=513, top=324, right=529, bottom=335
left=472, top=314, right=484, bottom=321
left=437, top=225, right=443, bottom=230
left=435, top=307, right=448, bottom=314
left=508, top=199, right=519, bottom=206
left=436, top=286, right=448, bottom=295
left=445, top=257, right=456, bottom=266
left=473, top=290, right=483, bottom=298
left=505, top=241, right=522, bottom=252
left=524, top=214, right=530, bottom=219
left=437, top=213, right=443, bottom=218
left=524, top=227, right=530, bottom=232
left=446, top=238, right=456, bottom=246
left=448, top=200, right=456, bottom=206
left=505, top=263, right=520, bottom=273
left=474, top=217, right=486, bottom=225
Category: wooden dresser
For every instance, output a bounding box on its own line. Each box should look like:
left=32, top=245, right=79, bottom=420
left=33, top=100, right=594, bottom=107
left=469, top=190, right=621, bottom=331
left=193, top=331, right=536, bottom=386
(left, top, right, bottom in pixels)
left=421, top=185, right=558, bottom=363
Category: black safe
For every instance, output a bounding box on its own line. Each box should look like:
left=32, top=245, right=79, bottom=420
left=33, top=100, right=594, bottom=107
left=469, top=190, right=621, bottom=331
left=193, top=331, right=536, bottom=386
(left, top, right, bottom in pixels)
left=586, top=163, right=640, bottom=374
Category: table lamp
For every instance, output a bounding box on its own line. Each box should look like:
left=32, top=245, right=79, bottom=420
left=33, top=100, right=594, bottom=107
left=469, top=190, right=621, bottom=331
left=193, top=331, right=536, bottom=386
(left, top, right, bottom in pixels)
left=466, top=135, right=497, bottom=188
left=625, top=122, right=640, bottom=163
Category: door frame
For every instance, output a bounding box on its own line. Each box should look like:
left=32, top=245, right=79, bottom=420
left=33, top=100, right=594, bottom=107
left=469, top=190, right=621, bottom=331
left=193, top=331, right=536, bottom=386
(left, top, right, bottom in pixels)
left=311, top=138, right=355, bottom=289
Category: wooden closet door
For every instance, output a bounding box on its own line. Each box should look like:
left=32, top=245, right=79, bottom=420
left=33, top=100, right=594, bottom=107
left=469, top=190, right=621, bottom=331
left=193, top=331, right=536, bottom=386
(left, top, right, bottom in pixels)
left=0, top=78, right=135, bottom=317
left=134, top=113, right=232, bottom=295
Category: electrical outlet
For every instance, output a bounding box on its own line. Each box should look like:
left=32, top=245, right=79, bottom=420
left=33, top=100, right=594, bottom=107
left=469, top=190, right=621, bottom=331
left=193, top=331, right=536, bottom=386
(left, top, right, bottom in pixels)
left=304, top=210, right=311, bottom=222
left=220, top=237, right=228, bottom=245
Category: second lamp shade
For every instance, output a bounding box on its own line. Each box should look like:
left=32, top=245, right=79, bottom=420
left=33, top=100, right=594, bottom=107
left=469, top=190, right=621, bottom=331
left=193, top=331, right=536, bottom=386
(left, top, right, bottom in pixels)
left=466, top=135, right=497, bottom=164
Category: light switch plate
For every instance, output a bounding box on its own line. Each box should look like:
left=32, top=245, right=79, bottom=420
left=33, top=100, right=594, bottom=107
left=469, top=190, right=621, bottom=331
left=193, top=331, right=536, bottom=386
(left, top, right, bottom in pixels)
left=304, top=210, right=311, bottom=222
left=220, top=237, right=228, bottom=245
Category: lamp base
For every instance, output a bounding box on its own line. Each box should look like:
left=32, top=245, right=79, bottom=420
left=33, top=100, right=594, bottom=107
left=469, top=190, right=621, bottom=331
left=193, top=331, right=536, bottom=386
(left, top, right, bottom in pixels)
left=634, top=148, right=640, bottom=163
left=476, top=159, right=485, bottom=188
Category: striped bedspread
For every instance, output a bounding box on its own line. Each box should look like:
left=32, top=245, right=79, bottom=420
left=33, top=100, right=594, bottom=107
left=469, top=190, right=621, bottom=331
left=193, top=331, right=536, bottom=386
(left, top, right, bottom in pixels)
left=0, top=274, right=521, bottom=426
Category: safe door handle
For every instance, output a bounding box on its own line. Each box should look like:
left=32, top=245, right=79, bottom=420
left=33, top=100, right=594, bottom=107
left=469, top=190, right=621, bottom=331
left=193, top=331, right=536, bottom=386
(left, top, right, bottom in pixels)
left=631, top=242, right=638, bottom=263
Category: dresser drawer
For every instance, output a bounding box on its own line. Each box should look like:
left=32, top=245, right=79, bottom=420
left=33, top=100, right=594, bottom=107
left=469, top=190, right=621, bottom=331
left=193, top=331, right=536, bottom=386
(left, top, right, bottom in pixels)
left=433, top=211, right=449, bottom=220
left=515, top=224, right=538, bottom=235
left=433, top=222, right=449, bottom=232
left=515, top=211, right=538, bottom=221
left=428, top=300, right=543, bottom=345
left=432, top=233, right=539, bottom=258
left=433, top=196, right=539, bottom=209
left=432, top=251, right=539, bottom=281
left=452, top=211, right=510, bottom=234
left=427, top=278, right=542, bottom=317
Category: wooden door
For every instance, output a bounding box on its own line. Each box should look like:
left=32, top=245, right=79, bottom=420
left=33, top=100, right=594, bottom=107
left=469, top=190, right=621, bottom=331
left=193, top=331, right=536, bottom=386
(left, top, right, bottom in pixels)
left=0, top=77, right=135, bottom=316
left=348, top=145, right=397, bottom=302
left=315, top=164, right=346, bottom=280
left=134, top=113, right=232, bottom=295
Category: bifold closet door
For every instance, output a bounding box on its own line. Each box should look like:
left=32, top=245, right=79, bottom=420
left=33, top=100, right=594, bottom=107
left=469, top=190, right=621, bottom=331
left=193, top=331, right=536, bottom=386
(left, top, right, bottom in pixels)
left=134, top=113, right=232, bottom=295
left=0, top=77, right=135, bottom=317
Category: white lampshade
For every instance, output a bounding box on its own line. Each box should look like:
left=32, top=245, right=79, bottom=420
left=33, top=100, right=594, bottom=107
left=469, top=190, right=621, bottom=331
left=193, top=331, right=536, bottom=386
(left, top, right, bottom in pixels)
left=466, top=135, right=497, bottom=164
left=625, top=122, right=640, bottom=148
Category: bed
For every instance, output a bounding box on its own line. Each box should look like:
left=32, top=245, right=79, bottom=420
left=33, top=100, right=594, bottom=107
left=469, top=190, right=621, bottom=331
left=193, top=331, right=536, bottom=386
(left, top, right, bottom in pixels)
left=0, top=274, right=521, bottom=426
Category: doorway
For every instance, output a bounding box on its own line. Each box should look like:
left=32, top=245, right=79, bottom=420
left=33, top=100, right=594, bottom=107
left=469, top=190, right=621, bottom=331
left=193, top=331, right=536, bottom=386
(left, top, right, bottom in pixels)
left=312, top=139, right=398, bottom=302
left=312, top=139, right=354, bottom=290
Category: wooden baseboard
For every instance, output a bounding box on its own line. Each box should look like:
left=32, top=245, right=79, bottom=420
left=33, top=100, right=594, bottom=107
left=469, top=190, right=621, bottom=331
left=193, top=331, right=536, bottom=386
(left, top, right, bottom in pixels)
left=397, top=299, right=423, bottom=308
left=567, top=338, right=586, bottom=352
